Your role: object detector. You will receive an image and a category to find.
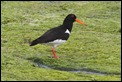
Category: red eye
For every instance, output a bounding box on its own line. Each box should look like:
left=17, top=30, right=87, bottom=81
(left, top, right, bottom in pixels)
left=71, top=15, right=74, bottom=18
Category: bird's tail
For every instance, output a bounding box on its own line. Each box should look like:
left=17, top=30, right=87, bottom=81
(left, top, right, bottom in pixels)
left=30, top=39, right=39, bottom=46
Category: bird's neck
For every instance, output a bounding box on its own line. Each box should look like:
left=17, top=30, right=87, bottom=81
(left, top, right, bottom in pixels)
left=63, top=20, right=73, bottom=32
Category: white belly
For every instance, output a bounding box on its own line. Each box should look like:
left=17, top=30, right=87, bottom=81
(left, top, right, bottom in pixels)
left=44, top=39, right=66, bottom=47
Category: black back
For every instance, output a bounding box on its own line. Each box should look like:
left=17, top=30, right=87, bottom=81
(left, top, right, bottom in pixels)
left=30, top=25, right=69, bottom=46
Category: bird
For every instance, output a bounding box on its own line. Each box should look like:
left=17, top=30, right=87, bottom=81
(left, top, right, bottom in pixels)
left=30, top=14, right=86, bottom=59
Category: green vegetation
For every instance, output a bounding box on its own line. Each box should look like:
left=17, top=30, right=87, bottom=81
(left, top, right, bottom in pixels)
left=1, top=1, right=121, bottom=81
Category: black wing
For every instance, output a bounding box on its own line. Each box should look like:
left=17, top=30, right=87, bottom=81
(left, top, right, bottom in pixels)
left=30, top=25, right=69, bottom=46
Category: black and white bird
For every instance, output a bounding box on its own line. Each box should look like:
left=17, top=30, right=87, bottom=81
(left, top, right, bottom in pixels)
left=30, top=14, right=86, bottom=58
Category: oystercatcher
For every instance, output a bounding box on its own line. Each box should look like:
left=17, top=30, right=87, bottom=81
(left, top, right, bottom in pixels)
left=30, top=14, right=86, bottom=58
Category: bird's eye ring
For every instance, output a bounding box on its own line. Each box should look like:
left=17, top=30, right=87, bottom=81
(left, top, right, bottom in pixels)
left=71, top=15, right=74, bottom=18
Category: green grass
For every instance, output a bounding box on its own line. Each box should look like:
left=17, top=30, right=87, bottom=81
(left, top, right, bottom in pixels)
left=1, top=1, right=121, bottom=81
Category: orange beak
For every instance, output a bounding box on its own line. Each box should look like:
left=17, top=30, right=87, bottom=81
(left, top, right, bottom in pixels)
left=75, top=18, right=87, bottom=26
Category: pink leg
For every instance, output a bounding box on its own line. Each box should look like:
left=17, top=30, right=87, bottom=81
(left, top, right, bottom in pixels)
left=51, top=47, right=58, bottom=59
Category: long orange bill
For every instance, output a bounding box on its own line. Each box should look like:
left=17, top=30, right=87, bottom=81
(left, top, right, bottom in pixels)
left=75, top=18, right=87, bottom=26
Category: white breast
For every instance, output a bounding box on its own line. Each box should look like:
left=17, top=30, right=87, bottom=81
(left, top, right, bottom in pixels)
left=65, top=29, right=70, bottom=34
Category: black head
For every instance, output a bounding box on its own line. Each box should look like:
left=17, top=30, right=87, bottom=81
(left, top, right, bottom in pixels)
left=63, top=14, right=86, bottom=31
left=64, top=14, right=77, bottom=22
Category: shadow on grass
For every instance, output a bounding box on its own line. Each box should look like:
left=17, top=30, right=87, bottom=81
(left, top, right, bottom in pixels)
left=27, top=57, right=121, bottom=76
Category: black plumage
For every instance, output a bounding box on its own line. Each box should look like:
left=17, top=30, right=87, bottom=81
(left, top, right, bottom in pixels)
left=30, top=25, right=69, bottom=46
left=30, top=14, right=76, bottom=46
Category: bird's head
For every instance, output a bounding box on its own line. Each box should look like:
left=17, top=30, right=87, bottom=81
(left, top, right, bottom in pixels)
left=65, top=14, right=87, bottom=26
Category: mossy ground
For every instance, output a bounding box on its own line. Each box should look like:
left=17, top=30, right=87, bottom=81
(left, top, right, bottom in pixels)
left=1, top=1, right=121, bottom=81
